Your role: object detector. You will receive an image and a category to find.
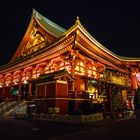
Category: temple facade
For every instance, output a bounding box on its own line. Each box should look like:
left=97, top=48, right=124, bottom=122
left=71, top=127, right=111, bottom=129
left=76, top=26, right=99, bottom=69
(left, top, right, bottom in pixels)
left=0, top=9, right=140, bottom=117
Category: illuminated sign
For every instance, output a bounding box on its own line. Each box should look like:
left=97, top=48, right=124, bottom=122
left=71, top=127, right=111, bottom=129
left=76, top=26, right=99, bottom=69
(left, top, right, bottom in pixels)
left=111, top=76, right=125, bottom=86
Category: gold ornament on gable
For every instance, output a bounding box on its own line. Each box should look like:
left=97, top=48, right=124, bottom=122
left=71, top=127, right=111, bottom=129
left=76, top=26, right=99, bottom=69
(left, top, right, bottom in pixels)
left=21, top=26, right=46, bottom=57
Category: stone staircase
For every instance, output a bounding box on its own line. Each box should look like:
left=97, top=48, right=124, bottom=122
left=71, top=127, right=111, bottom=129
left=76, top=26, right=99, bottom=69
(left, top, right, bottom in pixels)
left=0, top=101, right=19, bottom=117
left=0, top=100, right=28, bottom=118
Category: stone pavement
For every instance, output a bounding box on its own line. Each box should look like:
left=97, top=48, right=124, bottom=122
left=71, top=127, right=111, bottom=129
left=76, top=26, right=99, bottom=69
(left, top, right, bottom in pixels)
left=0, top=117, right=138, bottom=140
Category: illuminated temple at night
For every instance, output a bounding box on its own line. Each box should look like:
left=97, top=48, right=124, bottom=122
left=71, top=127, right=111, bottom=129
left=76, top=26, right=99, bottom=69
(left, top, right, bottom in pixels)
left=0, top=9, right=140, bottom=119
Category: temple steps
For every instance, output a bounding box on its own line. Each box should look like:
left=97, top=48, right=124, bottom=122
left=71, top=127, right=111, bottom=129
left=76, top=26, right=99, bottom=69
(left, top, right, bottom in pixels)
left=0, top=100, right=29, bottom=118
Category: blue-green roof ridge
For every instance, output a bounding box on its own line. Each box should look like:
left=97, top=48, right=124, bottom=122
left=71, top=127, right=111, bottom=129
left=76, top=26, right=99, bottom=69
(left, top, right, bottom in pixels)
left=32, top=9, right=66, bottom=37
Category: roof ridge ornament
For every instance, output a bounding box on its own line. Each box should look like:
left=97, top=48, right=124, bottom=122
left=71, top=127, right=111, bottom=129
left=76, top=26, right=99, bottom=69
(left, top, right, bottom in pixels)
left=75, top=16, right=81, bottom=25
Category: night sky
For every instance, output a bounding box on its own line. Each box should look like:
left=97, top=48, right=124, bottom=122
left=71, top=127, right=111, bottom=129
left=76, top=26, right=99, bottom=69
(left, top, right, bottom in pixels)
left=0, top=0, right=140, bottom=66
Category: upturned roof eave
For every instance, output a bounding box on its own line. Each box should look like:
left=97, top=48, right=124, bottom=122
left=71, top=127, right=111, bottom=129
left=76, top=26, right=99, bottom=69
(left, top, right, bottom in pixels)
left=32, top=9, right=66, bottom=38
left=10, top=9, right=67, bottom=63
left=64, top=18, right=140, bottom=63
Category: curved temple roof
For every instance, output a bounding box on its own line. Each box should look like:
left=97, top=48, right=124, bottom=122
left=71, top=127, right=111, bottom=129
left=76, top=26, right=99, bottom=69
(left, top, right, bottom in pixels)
left=0, top=9, right=140, bottom=72
left=32, top=9, right=66, bottom=37
left=64, top=17, right=140, bottom=63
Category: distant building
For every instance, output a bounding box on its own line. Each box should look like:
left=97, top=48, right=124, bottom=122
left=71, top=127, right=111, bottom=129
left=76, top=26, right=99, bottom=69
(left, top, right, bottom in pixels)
left=0, top=9, right=140, bottom=117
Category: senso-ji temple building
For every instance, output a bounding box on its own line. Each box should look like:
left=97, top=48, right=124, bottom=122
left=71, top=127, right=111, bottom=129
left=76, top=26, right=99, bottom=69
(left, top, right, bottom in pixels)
left=0, top=9, right=140, bottom=117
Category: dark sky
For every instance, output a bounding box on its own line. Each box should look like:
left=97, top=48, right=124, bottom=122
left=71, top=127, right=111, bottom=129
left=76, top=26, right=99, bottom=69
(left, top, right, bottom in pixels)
left=0, top=0, right=140, bottom=66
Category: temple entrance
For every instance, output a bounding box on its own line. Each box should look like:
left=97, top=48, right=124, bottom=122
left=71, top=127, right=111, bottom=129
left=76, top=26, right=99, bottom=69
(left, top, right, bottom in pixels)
left=20, top=84, right=29, bottom=100
left=103, top=84, right=124, bottom=118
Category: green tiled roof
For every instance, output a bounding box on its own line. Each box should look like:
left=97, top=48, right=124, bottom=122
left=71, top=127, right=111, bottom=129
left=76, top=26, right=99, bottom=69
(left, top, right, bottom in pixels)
left=32, top=9, right=66, bottom=37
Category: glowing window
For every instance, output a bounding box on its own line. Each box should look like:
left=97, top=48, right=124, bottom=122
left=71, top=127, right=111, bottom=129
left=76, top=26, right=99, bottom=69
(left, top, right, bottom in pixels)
left=80, top=67, right=85, bottom=73
left=88, top=70, right=92, bottom=75
left=93, top=71, right=97, bottom=75
left=80, top=62, right=84, bottom=66
left=93, top=66, right=96, bottom=70
left=75, top=66, right=80, bottom=71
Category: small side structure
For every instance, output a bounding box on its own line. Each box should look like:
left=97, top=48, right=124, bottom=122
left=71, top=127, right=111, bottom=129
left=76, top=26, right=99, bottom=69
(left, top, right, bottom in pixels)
left=29, top=69, right=75, bottom=115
